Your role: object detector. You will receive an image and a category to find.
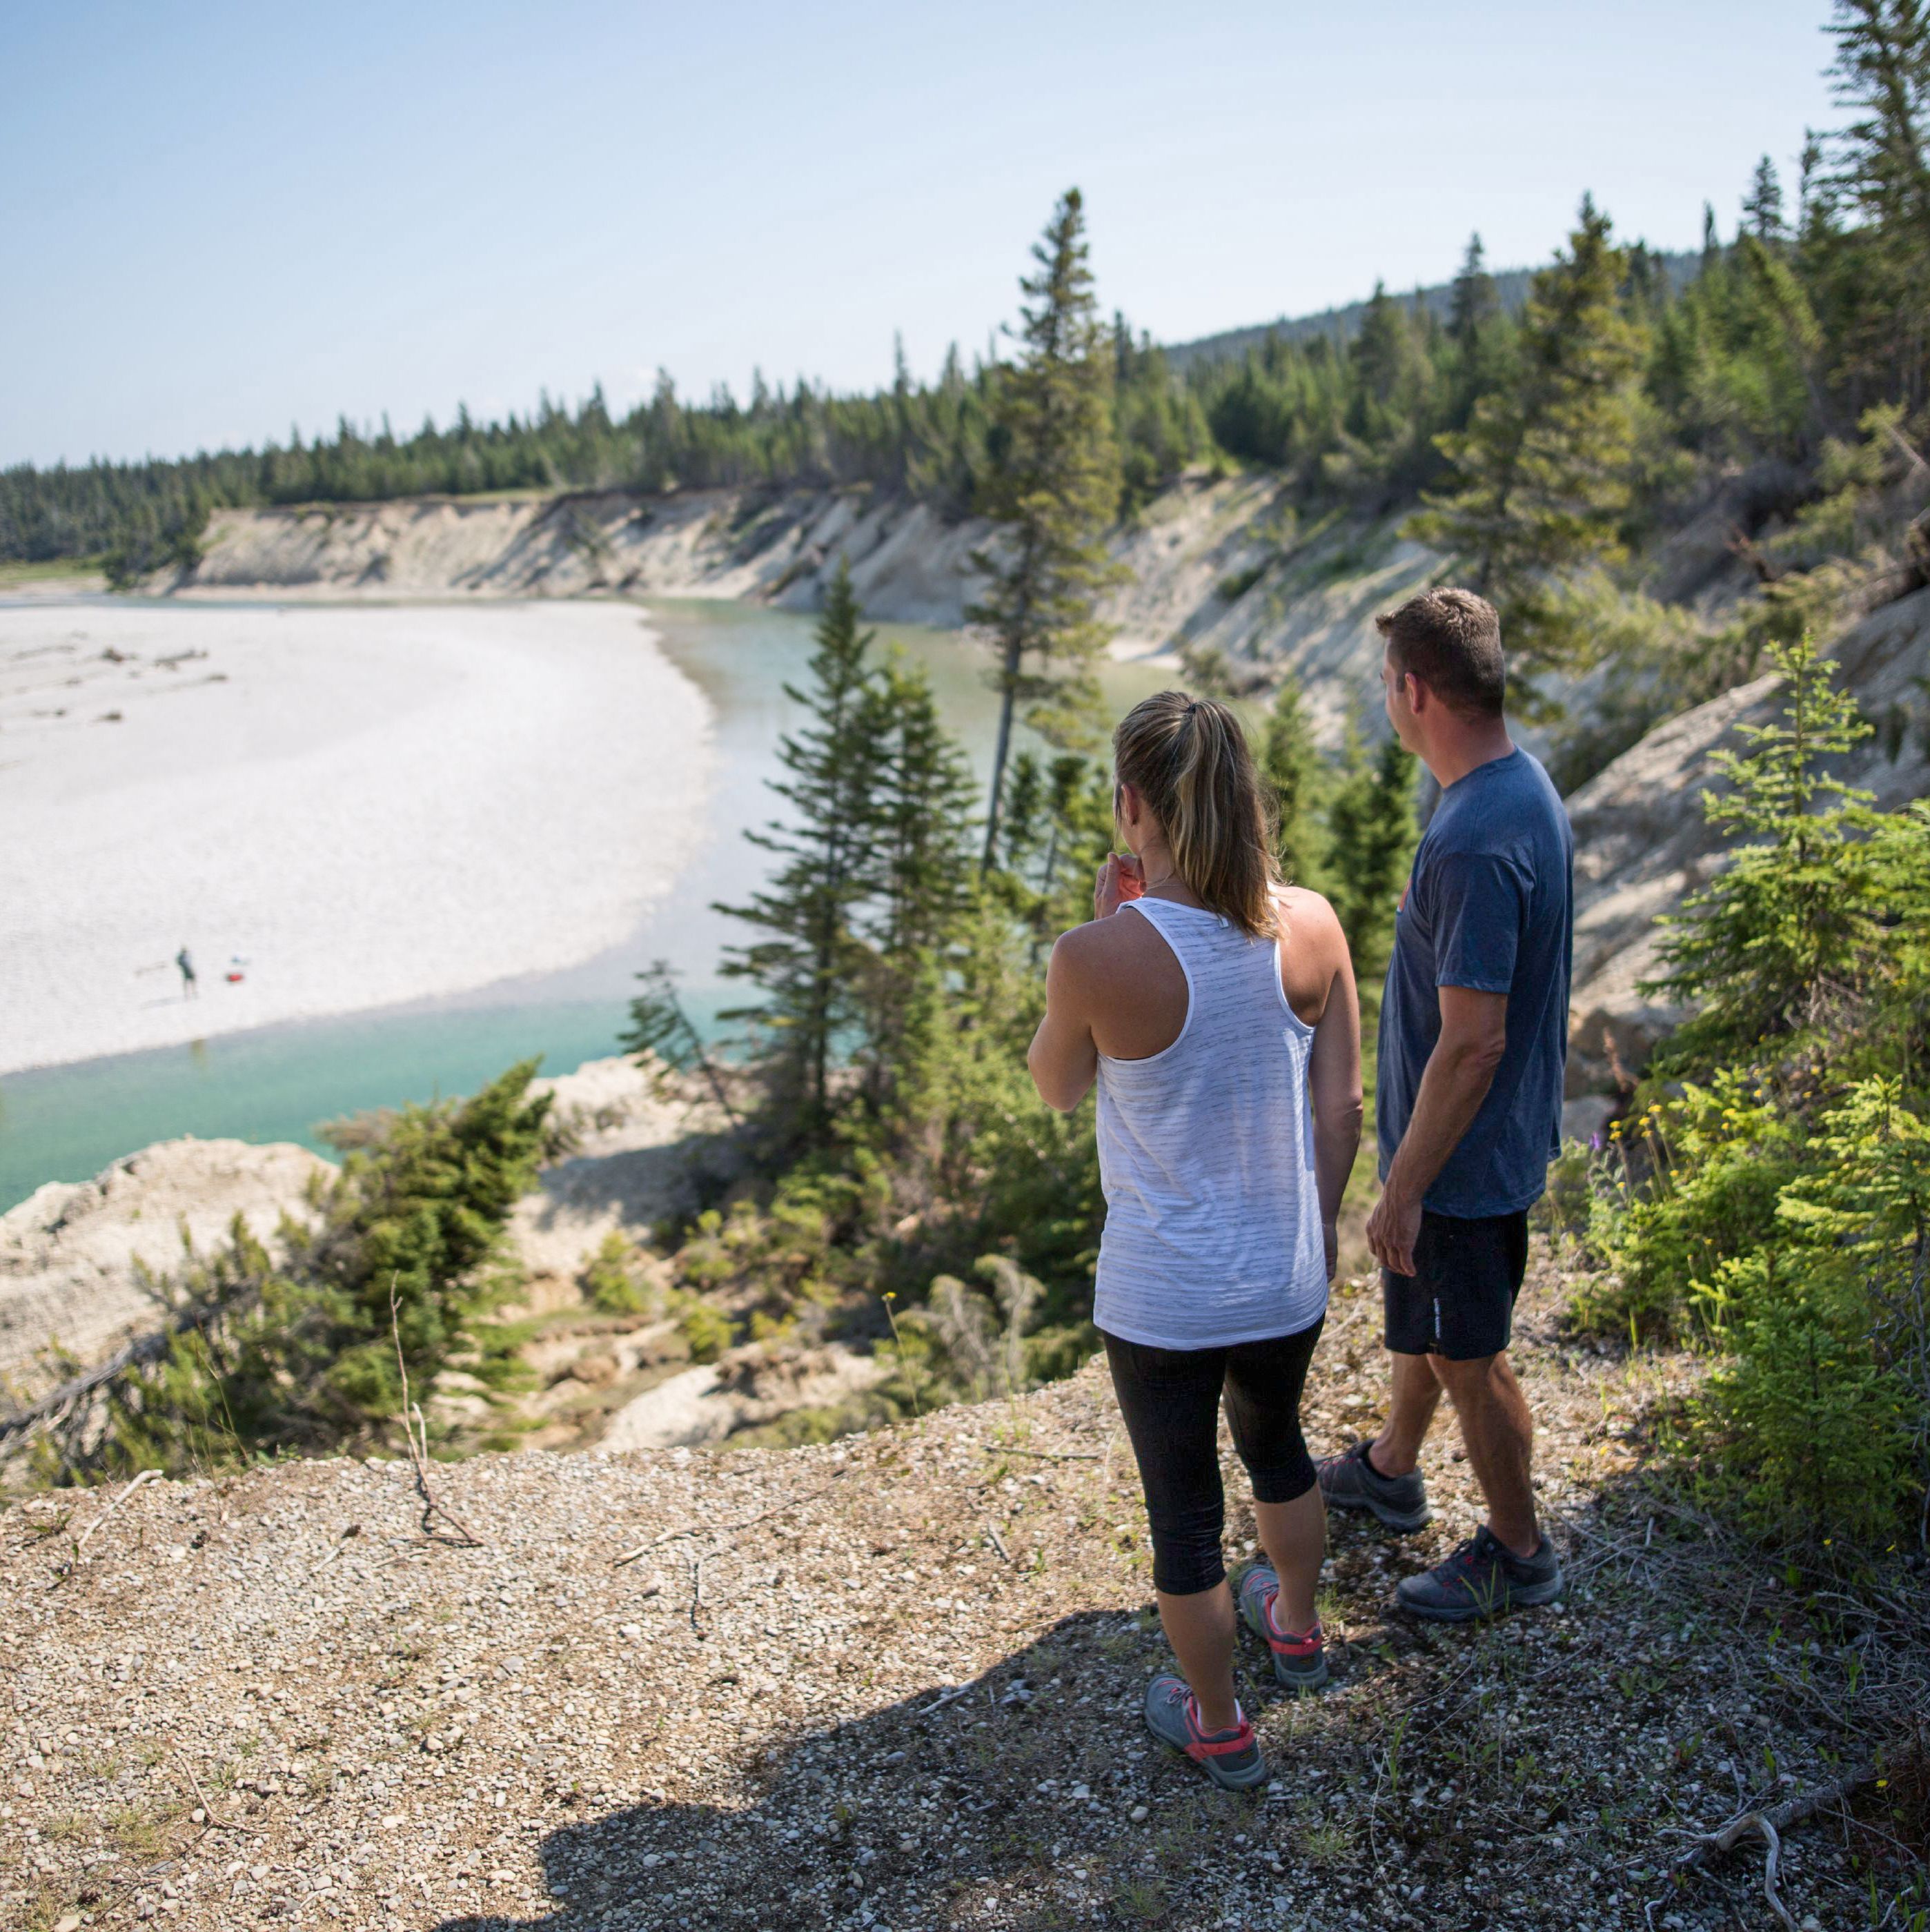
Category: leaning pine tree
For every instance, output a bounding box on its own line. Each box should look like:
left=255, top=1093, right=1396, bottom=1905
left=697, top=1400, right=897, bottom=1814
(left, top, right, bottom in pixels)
left=714, top=557, right=884, bottom=1138
left=969, top=186, right=1123, bottom=865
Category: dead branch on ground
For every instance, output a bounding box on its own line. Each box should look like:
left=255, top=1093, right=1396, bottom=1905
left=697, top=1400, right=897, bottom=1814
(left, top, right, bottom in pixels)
left=388, top=1279, right=483, bottom=1549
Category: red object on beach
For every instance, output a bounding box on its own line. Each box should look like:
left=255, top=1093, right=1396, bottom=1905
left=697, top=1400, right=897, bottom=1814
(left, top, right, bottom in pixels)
left=225, top=971, right=245, bottom=983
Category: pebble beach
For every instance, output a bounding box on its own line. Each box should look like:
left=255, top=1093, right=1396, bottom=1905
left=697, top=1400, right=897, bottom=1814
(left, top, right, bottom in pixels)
left=0, top=600, right=715, bottom=1076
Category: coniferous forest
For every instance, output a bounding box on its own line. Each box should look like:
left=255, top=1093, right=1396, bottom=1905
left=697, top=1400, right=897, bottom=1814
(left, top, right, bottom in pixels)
left=9, top=0, right=1930, bottom=634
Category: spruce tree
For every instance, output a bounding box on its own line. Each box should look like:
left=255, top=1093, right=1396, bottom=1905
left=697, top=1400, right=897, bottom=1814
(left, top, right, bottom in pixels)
left=1445, top=232, right=1510, bottom=430
left=714, top=558, right=883, bottom=1136
left=1648, top=635, right=1883, bottom=1063
left=1261, top=678, right=1328, bottom=891
left=1819, top=0, right=1930, bottom=405
left=1449, top=233, right=1501, bottom=351
left=1409, top=197, right=1646, bottom=688
left=969, top=188, right=1123, bottom=865
left=998, top=751, right=1046, bottom=874
left=1323, top=722, right=1419, bottom=994
left=1038, top=753, right=1107, bottom=920
left=1743, top=155, right=1789, bottom=241
left=863, top=657, right=978, bottom=1077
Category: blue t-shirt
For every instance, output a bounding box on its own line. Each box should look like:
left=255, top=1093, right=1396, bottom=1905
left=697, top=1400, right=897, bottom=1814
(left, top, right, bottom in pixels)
left=1377, top=747, right=1573, bottom=1218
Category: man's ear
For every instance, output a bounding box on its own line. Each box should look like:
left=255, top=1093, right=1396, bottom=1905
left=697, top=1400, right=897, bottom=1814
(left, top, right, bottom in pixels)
left=1403, top=671, right=1429, bottom=716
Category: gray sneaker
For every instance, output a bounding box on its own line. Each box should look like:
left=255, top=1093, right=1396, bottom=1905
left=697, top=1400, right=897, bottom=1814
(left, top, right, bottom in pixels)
left=1141, top=1674, right=1268, bottom=1791
left=1317, top=1439, right=1430, bottom=1532
left=1237, top=1562, right=1329, bottom=1691
left=1395, top=1524, right=1564, bottom=1622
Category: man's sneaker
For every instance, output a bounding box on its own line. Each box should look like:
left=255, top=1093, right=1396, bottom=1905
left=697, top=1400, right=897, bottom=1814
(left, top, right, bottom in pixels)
left=1316, top=1439, right=1430, bottom=1532
left=1394, top=1524, right=1564, bottom=1623
left=1236, top=1562, right=1329, bottom=1691
left=1141, top=1674, right=1268, bottom=1791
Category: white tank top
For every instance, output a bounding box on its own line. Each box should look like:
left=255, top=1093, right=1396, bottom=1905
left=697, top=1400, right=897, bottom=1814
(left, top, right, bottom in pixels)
left=1092, top=896, right=1328, bottom=1350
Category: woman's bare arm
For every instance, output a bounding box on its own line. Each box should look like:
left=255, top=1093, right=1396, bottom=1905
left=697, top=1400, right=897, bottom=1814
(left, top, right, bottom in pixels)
left=1028, top=929, right=1102, bottom=1114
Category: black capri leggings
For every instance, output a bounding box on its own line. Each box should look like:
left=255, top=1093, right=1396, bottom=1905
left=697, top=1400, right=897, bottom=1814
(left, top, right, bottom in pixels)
left=1102, top=1318, right=1325, bottom=1597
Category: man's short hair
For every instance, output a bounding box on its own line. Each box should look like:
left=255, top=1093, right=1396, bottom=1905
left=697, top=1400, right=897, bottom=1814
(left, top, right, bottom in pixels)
left=1375, top=587, right=1505, bottom=718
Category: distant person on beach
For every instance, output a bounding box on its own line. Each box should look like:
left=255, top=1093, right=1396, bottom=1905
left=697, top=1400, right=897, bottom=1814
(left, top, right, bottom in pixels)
left=1028, top=693, right=1361, bottom=1791
left=176, top=945, right=197, bottom=999
left=1317, top=589, right=1573, bottom=1621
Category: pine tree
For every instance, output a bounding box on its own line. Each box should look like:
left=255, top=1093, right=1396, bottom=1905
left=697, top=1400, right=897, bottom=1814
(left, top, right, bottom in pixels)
left=1648, top=635, right=1884, bottom=1063
left=1448, top=233, right=1500, bottom=353
left=969, top=188, right=1123, bottom=865
left=1261, top=678, right=1328, bottom=891
left=1818, top=0, right=1930, bottom=406
left=1445, top=233, right=1512, bottom=433
left=998, top=750, right=1046, bottom=874
left=714, top=558, right=884, bottom=1136
left=1743, top=154, right=1789, bottom=241
left=1323, top=722, right=1419, bottom=994
left=862, top=657, right=978, bottom=1077
left=1037, top=753, right=1109, bottom=924
left=1408, top=196, right=1646, bottom=687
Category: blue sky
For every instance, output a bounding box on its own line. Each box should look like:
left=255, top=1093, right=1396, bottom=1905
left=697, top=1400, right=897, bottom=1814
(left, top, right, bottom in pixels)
left=3, top=1, right=1840, bottom=469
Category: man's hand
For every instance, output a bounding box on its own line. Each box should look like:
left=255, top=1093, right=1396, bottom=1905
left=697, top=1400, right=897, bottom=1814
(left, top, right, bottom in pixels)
left=1322, top=1218, right=1339, bottom=1283
left=1366, top=1184, right=1421, bottom=1279
left=1093, top=852, right=1145, bottom=920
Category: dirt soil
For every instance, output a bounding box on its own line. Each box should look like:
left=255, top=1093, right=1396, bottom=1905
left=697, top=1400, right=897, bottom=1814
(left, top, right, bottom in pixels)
left=4, top=1248, right=1922, bottom=1932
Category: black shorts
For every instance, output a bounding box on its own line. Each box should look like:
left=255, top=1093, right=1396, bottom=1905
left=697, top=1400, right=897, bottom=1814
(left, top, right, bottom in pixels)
left=1101, top=1320, right=1324, bottom=1597
left=1383, top=1209, right=1528, bottom=1361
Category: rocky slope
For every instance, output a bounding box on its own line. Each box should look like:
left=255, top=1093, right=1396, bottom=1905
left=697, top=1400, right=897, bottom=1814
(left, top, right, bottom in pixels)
left=3, top=1261, right=1916, bottom=1932
left=0, top=1059, right=876, bottom=1460
left=0, top=1141, right=333, bottom=1410
left=170, top=480, right=1430, bottom=745
left=1562, top=582, right=1930, bottom=1100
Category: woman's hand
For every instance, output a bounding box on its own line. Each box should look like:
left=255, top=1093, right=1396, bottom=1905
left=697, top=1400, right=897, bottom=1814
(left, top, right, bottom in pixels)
left=1094, top=852, right=1145, bottom=920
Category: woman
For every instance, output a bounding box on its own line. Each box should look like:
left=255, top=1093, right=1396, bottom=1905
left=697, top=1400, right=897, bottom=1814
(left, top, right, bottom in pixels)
left=1027, top=691, right=1362, bottom=1791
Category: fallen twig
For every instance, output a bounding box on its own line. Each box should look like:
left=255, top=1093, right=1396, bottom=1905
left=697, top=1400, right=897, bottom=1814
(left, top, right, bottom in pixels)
left=1671, top=1764, right=1877, bottom=1931
left=612, top=1481, right=836, bottom=1567
left=175, top=1752, right=259, bottom=1837
left=996, top=1448, right=1099, bottom=1463
left=983, top=1520, right=1012, bottom=1564
left=388, top=1280, right=483, bottom=1550
left=76, top=1468, right=163, bottom=1554
left=311, top=1522, right=362, bottom=1576
left=918, top=1684, right=973, bottom=1715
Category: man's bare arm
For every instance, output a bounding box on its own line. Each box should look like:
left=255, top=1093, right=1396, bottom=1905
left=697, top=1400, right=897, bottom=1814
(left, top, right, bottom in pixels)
left=1366, top=985, right=1507, bottom=1276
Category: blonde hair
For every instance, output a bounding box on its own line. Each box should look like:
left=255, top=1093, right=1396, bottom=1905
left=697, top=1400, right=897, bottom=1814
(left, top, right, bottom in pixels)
left=1113, top=691, right=1279, bottom=938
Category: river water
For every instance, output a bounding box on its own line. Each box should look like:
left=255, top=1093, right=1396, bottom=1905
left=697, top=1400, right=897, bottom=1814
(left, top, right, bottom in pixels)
left=0, top=598, right=1168, bottom=1210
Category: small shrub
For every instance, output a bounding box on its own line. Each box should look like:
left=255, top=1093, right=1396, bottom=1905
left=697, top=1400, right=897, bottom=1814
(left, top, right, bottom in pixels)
left=1686, top=1248, right=1913, bottom=1541
left=1216, top=561, right=1268, bottom=602
left=1573, top=1075, right=1804, bottom=1339
left=580, top=1233, right=647, bottom=1314
left=675, top=1297, right=738, bottom=1364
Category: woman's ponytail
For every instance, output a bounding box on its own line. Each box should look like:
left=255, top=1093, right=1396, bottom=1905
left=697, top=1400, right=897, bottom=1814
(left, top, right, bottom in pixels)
left=1113, top=692, right=1279, bottom=938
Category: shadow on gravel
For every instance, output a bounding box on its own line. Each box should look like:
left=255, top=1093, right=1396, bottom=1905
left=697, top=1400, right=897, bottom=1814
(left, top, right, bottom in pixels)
left=429, top=1608, right=1284, bottom=1932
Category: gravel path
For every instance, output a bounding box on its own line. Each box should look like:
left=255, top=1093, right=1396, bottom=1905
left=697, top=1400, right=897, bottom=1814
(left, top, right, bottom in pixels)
left=3, top=1261, right=1918, bottom=1932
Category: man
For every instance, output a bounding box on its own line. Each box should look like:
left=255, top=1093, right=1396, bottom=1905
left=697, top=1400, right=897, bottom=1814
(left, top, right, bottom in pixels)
left=176, top=945, right=198, bottom=1000
left=1319, top=588, right=1573, bottom=1621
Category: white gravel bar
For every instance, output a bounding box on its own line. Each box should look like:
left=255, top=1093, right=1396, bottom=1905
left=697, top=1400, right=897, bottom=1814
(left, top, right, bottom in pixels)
left=0, top=598, right=714, bottom=1074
